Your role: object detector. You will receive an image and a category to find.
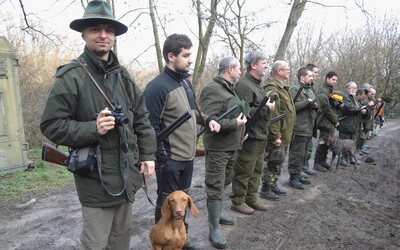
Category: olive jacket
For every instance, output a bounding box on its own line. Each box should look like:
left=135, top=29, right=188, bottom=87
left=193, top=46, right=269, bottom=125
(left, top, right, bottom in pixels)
left=199, top=75, right=248, bottom=151
left=40, top=47, right=156, bottom=208
left=316, top=83, right=340, bottom=131
left=263, top=77, right=296, bottom=147
left=338, top=92, right=365, bottom=134
left=235, top=72, right=272, bottom=140
left=289, top=82, right=317, bottom=137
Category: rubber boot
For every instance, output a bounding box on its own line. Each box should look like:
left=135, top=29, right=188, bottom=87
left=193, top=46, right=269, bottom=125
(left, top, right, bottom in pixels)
left=207, top=200, right=227, bottom=249
left=219, top=211, right=236, bottom=225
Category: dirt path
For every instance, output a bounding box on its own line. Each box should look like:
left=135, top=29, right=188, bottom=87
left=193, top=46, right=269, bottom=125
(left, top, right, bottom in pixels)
left=1, top=119, right=399, bottom=250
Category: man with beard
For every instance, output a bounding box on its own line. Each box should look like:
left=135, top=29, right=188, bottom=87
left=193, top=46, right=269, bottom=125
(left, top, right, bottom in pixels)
left=287, top=68, right=316, bottom=189
left=144, top=34, right=220, bottom=249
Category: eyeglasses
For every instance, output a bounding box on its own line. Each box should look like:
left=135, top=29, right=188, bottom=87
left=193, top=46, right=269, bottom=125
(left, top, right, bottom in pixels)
left=280, top=68, right=290, bottom=72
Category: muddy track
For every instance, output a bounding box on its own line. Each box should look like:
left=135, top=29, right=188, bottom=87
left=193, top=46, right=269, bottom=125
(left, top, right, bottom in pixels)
left=1, top=119, right=399, bottom=250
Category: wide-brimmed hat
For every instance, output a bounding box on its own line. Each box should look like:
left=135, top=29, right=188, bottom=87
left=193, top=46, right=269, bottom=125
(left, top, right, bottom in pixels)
left=70, top=0, right=128, bottom=36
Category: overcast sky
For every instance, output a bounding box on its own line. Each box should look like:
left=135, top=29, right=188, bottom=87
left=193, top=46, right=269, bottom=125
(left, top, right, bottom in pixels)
left=1, top=0, right=399, bottom=68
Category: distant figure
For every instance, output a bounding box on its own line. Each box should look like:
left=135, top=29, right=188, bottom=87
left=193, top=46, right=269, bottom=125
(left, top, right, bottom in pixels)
left=338, top=82, right=367, bottom=165
left=313, top=71, right=340, bottom=172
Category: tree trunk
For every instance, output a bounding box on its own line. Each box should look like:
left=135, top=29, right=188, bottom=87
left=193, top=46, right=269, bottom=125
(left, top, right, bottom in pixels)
left=274, top=0, right=307, bottom=61
left=149, top=0, right=163, bottom=73
left=192, top=0, right=219, bottom=93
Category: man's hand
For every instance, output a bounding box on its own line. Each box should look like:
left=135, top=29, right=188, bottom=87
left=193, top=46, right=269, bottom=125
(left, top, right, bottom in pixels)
left=272, top=138, right=282, bottom=147
left=266, top=99, right=275, bottom=112
left=209, top=120, right=221, bottom=133
left=236, top=112, right=247, bottom=127
left=97, top=107, right=115, bottom=135
left=140, top=160, right=155, bottom=179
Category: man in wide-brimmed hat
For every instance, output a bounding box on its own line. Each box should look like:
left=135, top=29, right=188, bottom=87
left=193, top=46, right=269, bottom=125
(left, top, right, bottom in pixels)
left=40, top=1, right=157, bottom=249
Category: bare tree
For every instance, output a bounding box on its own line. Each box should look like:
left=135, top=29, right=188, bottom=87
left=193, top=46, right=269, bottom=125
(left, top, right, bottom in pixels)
left=191, top=0, right=219, bottom=92
left=275, top=0, right=307, bottom=61
left=148, top=0, right=163, bottom=72
left=215, top=0, right=274, bottom=69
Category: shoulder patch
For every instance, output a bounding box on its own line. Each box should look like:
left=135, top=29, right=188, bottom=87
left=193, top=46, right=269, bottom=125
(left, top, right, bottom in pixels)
left=55, top=62, right=81, bottom=78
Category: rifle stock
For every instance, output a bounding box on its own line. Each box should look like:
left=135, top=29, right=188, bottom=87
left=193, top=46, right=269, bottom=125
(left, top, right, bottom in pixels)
left=195, top=148, right=205, bottom=157
left=41, top=142, right=69, bottom=166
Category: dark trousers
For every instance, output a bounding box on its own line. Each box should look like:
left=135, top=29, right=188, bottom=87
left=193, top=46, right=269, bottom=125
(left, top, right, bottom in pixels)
left=314, top=129, right=334, bottom=164
left=154, top=159, right=193, bottom=226
left=230, top=139, right=266, bottom=205
left=205, top=150, right=237, bottom=200
left=288, top=135, right=308, bottom=174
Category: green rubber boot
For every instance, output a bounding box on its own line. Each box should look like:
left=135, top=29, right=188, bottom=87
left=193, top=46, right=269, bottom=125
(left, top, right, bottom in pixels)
left=207, top=200, right=227, bottom=249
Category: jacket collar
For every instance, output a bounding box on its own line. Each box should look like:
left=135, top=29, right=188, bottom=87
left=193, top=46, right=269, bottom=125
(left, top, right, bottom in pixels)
left=244, top=72, right=262, bottom=84
left=163, top=66, right=191, bottom=82
left=214, top=75, right=235, bottom=92
left=81, top=46, right=120, bottom=74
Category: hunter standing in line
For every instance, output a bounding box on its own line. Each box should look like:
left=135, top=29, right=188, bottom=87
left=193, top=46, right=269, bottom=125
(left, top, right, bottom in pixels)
left=260, top=60, right=296, bottom=201
left=199, top=56, right=248, bottom=249
left=287, top=68, right=316, bottom=189
left=313, top=71, right=341, bottom=171
left=230, top=50, right=275, bottom=214
left=40, top=1, right=156, bottom=249
left=144, top=33, right=220, bottom=249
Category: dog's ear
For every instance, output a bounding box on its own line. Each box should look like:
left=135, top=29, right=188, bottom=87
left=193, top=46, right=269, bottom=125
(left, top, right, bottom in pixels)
left=161, top=195, right=172, bottom=219
left=187, top=196, right=199, bottom=217
left=326, top=135, right=335, bottom=146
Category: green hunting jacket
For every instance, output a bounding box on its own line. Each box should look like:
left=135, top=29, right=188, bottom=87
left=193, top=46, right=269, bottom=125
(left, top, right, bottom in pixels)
left=289, top=82, right=317, bottom=137
left=316, top=83, right=340, bottom=131
left=40, top=47, right=156, bottom=208
left=338, top=92, right=363, bottom=134
left=263, top=77, right=296, bottom=146
left=200, top=75, right=248, bottom=151
left=235, top=72, right=272, bottom=140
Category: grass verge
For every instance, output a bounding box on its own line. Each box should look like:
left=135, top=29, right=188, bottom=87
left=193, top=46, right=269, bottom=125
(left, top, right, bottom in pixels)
left=0, top=148, right=74, bottom=204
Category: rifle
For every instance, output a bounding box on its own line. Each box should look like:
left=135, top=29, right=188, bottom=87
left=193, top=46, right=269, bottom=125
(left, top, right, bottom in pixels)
left=41, top=142, right=69, bottom=166
left=292, top=87, right=303, bottom=103
left=339, top=106, right=368, bottom=121
left=157, top=111, right=192, bottom=143
left=245, top=94, right=272, bottom=131
left=270, top=113, right=286, bottom=124
left=374, top=102, right=384, bottom=120
left=197, top=105, right=239, bottom=137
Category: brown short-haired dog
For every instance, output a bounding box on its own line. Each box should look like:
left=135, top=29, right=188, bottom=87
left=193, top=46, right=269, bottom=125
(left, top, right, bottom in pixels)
left=319, top=134, right=357, bottom=171
left=150, top=190, right=199, bottom=250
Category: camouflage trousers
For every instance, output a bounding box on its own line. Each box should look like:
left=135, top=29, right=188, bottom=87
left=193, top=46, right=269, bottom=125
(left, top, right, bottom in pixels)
left=261, top=143, right=288, bottom=187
